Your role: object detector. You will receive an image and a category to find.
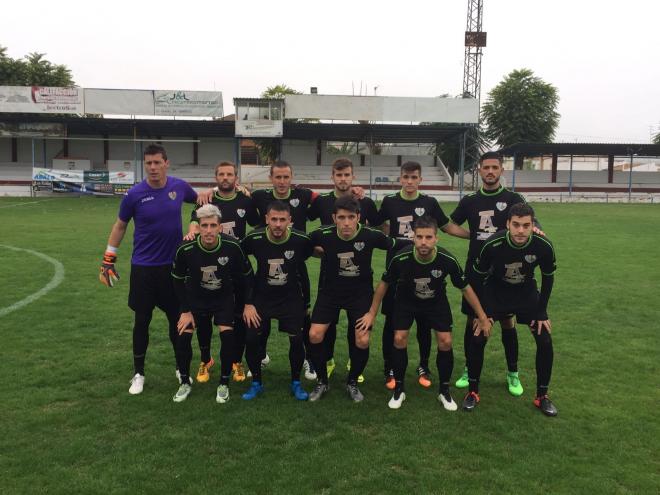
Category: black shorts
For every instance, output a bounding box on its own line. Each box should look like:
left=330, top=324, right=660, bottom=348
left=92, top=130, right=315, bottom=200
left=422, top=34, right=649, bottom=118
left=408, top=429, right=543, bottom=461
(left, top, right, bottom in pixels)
left=482, top=282, right=539, bottom=325
left=381, top=285, right=395, bottom=316
left=461, top=261, right=482, bottom=317
left=192, top=308, right=235, bottom=329
left=311, top=289, right=373, bottom=327
left=128, top=264, right=178, bottom=314
left=393, top=298, right=453, bottom=333
left=255, top=298, right=305, bottom=336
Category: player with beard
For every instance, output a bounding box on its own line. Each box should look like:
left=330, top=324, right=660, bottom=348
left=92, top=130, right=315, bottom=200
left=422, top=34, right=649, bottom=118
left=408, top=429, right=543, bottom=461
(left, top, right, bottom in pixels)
left=451, top=151, right=542, bottom=397
left=376, top=161, right=469, bottom=391
left=186, top=161, right=259, bottom=385
left=463, top=203, right=557, bottom=416
left=240, top=201, right=314, bottom=401
left=367, top=216, right=491, bottom=410
left=307, top=157, right=378, bottom=381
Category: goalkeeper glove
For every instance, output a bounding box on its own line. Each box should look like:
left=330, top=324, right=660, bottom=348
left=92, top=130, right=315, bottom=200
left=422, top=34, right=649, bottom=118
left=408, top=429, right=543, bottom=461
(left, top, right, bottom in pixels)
left=99, top=251, right=120, bottom=287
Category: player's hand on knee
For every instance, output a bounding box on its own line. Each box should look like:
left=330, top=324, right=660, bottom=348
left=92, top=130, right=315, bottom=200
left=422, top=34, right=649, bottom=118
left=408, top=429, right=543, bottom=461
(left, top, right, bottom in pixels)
left=531, top=319, right=551, bottom=335
left=243, top=304, right=261, bottom=328
left=473, top=317, right=492, bottom=337
left=355, top=311, right=375, bottom=332
left=99, top=251, right=120, bottom=287
left=177, top=312, right=195, bottom=335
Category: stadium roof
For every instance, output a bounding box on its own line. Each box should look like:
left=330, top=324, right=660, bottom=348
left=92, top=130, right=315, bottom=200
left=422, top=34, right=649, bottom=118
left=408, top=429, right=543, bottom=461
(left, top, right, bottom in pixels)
left=498, top=142, right=660, bottom=157
left=0, top=114, right=471, bottom=143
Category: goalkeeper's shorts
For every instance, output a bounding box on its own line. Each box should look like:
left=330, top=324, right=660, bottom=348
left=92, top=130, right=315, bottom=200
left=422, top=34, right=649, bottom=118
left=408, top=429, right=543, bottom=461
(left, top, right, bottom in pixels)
left=128, top=264, right=178, bottom=314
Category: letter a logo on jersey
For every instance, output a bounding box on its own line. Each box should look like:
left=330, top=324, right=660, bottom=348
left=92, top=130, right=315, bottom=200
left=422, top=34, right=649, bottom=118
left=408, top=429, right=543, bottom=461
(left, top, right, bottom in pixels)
left=289, top=199, right=299, bottom=207
left=496, top=202, right=507, bottom=211
left=414, top=278, right=434, bottom=299
left=338, top=252, right=359, bottom=277
left=414, top=208, right=425, bottom=216
left=200, top=265, right=222, bottom=290
left=504, top=262, right=525, bottom=284
left=267, top=259, right=287, bottom=285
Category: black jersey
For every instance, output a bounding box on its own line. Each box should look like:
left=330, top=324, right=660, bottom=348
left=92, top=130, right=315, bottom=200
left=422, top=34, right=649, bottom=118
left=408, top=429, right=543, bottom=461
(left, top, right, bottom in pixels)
left=383, top=245, right=468, bottom=304
left=310, top=224, right=396, bottom=294
left=308, top=191, right=379, bottom=227
left=171, top=234, right=253, bottom=312
left=252, top=187, right=317, bottom=232
left=474, top=230, right=556, bottom=289
left=450, top=186, right=528, bottom=262
left=190, top=190, right=259, bottom=240
left=376, top=190, right=450, bottom=241
left=240, top=227, right=313, bottom=305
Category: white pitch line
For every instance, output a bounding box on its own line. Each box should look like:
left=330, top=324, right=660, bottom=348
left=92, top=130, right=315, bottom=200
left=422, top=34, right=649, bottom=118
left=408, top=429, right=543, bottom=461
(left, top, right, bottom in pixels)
left=0, top=245, right=65, bottom=317
left=0, top=199, right=56, bottom=209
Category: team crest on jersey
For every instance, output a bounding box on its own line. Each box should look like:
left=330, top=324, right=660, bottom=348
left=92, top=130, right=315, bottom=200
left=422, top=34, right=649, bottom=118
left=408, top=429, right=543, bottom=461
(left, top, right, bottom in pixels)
left=525, top=255, right=537, bottom=263
left=354, top=242, right=365, bottom=251
left=217, top=256, right=229, bottom=265
left=496, top=202, right=507, bottom=211
left=284, top=250, right=294, bottom=260
left=431, top=269, right=442, bottom=278
left=414, top=207, right=425, bottom=216
left=237, top=209, right=246, bottom=218
left=289, top=199, right=300, bottom=207
left=168, top=191, right=177, bottom=200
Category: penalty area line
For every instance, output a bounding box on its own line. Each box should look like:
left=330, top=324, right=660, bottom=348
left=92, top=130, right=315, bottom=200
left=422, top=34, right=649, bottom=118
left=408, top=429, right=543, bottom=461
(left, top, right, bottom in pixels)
left=0, top=199, right=56, bottom=209
left=0, top=245, right=65, bottom=317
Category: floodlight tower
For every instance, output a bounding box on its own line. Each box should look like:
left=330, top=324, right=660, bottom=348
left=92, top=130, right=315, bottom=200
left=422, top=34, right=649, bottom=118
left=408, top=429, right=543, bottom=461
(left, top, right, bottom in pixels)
left=460, top=0, right=487, bottom=191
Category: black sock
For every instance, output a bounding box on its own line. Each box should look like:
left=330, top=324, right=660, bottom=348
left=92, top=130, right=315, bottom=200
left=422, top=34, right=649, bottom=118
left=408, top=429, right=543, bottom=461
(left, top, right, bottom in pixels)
left=463, top=318, right=473, bottom=364
left=416, top=325, right=431, bottom=369
left=309, top=341, right=328, bottom=384
left=533, top=329, right=554, bottom=396
left=219, top=330, right=235, bottom=386
left=196, top=316, right=213, bottom=364
left=392, top=346, right=408, bottom=390
left=289, top=335, right=305, bottom=382
left=132, top=310, right=152, bottom=375
left=436, top=348, right=454, bottom=394
left=233, top=317, right=246, bottom=364
left=348, top=346, right=369, bottom=383
left=501, top=326, right=519, bottom=373
left=382, top=315, right=394, bottom=375
left=245, top=328, right=262, bottom=383
left=175, top=331, right=193, bottom=384
left=325, top=321, right=337, bottom=361
left=166, top=310, right=180, bottom=362
left=467, top=334, right=487, bottom=393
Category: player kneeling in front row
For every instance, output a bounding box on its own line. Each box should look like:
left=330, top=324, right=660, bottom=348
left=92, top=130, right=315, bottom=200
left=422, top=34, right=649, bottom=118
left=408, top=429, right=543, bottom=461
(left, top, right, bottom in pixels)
left=171, top=205, right=253, bottom=403
left=366, top=216, right=491, bottom=410
left=465, top=203, right=558, bottom=416
left=241, top=201, right=313, bottom=401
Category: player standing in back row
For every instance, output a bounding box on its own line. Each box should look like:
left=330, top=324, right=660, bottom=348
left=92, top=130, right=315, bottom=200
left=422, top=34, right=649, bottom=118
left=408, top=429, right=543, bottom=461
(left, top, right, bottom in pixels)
left=451, top=151, right=541, bottom=397
left=376, top=161, right=469, bottom=390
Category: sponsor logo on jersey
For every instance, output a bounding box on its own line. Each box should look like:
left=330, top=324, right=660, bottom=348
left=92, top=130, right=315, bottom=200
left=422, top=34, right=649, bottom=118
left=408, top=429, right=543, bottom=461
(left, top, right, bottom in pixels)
left=431, top=269, right=442, bottom=278
left=141, top=196, right=155, bottom=203
left=414, top=278, right=434, bottom=299
left=237, top=209, right=246, bottom=218
left=284, top=250, right=294, bottom=260
left=289, top=198, right=300, bottom=207
left=338, top=252, right=359, bottom=277
left=168, top=191, right=177, bottom=200
left=200, top=265, right=222, bottom=290
left=496, top=202, right=507, bottom=211
left=217, top=256, right=228, bottom=265
left=354, top=242, right=365, bottom=251
left=414, top=207, right=425, bottom=216
left=525, top=254, right=537, bottom=263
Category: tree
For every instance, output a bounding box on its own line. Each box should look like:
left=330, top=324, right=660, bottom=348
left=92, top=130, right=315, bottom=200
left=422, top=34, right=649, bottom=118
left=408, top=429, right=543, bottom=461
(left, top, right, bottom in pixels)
left=255, top=84, right=302, bottom=164
left=0, top=46, right=74, bottom=86
left=481, top=68, right=559, bottom=150
left=653, top=130, right=660, bottom=145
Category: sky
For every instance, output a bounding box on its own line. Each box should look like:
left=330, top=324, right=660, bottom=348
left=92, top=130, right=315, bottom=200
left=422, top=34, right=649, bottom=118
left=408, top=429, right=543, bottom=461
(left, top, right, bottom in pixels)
left=2, top=0, right=659, bottom=143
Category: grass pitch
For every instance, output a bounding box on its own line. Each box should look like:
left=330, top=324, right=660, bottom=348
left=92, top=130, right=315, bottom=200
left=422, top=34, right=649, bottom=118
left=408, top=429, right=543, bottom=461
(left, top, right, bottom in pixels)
left=0, top=197, right=658, bottom=494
